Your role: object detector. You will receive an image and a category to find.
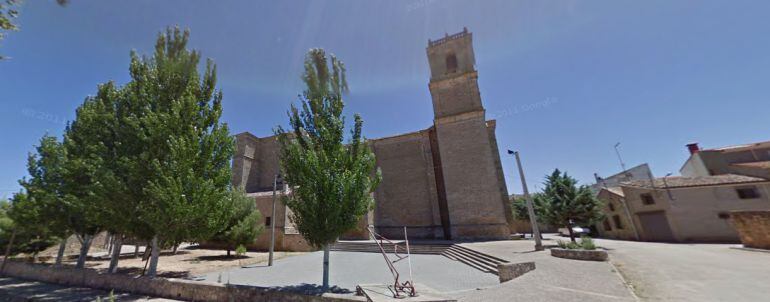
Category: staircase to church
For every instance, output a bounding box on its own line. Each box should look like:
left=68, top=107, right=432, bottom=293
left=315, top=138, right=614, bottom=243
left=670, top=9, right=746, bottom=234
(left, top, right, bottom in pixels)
left=329, top=241, right=508, bottom=275
left=440, top=245, right=508, bottom=275
left=330, top=240, right=452, bottom=255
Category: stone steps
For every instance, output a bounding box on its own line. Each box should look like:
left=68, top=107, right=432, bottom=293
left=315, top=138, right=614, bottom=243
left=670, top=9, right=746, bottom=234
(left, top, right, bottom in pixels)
left=441, top=245, right=508, bottom=275
left=329, top=241, right=452, bottom=255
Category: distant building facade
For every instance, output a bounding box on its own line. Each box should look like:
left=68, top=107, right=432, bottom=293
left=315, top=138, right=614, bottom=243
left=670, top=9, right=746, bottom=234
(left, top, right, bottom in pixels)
left=595, top=141, right=770, bottom=243
left=591, top=163, right=653, bottom=193
left=681, top=141, right=770, bottom=179
left=231, top=29, right=513, bottom=251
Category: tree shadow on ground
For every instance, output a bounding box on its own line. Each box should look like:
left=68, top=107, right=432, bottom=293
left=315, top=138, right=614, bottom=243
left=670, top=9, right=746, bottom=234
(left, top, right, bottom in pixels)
left=103, top=266, right=191, bottom=279
left=186, top=254, right=250, bottom=262
left=264, top=283, right=352, bottom=295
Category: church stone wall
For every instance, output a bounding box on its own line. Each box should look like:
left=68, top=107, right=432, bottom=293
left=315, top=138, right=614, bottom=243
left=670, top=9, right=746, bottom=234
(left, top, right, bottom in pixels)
left=371, top=130, right=444, bottom=239
left=435, top=112, right=510, bottom=239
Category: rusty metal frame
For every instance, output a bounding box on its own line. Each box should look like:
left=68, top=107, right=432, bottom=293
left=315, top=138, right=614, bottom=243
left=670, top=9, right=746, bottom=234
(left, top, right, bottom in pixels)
left=367, top=226, right=417, bottom=298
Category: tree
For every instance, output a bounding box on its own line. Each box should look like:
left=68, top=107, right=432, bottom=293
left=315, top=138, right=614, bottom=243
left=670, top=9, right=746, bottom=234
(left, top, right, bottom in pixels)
left=210, top=190, right=263, bottom=257
left=1, top=0, right=67, bottom=60
left=0, top=0, right=20, bottom=59
left=275, top=49, right=381, bottom=291
left=4, top=192, right=59, bottom=261
left=536, top=169, right=604, bottom=242
left=511, top=193, right=545, bottom=221
left=62, top=113, right=106, bottom=268
left=18, top=135, right=73, bottom=266
left=130, top=28, right=235, bottom=277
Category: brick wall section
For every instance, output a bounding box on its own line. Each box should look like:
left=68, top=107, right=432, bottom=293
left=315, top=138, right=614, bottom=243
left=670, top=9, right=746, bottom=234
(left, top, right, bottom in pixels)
left=0, top=261, right=363, bottom=302
left=730, top=210, right=770, bottom=249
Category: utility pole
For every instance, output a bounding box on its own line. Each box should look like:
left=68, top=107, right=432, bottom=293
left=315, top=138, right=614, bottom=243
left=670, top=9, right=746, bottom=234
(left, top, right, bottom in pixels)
left=508, top=150, right=543, bottom=251
left=614, top=142, right=627, bottom=172
left=268, top=173, right=281, bottom=266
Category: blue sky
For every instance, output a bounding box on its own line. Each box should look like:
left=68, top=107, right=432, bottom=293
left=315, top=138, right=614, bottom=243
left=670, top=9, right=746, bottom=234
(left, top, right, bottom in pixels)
left=1, top=0, right=769, bottom=198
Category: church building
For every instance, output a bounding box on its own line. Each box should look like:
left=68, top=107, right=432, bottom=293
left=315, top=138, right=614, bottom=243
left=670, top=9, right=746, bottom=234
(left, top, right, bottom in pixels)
left=231, top=28, right=513, bottom=251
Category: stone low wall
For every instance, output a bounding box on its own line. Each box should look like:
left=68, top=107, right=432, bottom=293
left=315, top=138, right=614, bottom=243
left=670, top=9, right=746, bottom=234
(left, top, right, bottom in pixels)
left=497, top=262, right=535, bottom=283
left=731, top=210, right=770, bottom=250
left=550, top=248, right=608, bottom=262
left=0, top=261, right=363, bottom=302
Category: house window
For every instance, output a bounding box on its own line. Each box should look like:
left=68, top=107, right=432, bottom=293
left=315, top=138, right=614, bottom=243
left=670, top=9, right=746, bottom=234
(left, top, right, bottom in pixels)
left=612, top=215, right=624, bottom=230
left=640, top=193, right=655, bottom=205
left=603, top=219, right=612, bottom=231
left=736, top=186, right=760, bottom=199
left=265, top=216, right=272, bottom=227
left=445, top=53, right=458, bottom=74
left=608, top=202, right=615, bottom=212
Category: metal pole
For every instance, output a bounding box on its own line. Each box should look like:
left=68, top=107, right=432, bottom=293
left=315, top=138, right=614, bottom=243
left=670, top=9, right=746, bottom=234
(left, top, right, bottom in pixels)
left=268, top=174, right=278, bottom=266
left=513, top=151, right=543, bottom=251
left=404, top=227, right=414, bottom=290
left=614, top=142, right=627, bottom=172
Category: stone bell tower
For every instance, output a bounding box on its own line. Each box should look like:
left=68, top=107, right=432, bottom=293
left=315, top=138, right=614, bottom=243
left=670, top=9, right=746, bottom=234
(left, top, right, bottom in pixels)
left=427, top=28, right=513, bottom=240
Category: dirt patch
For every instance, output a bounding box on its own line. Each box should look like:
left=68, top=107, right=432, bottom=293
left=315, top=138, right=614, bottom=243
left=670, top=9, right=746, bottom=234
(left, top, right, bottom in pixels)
left=38, top=245, right=303, bottom=278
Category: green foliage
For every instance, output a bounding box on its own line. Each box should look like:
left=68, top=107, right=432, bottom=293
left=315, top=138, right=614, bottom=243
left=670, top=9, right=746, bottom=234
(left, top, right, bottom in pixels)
left=556, top=236, right=597, bottom=250
left=2, top=193, right=58, bottom=256
left=0, top=0, right=20, bottom=32
left=556, top=239, right=579, bottom=249
left=536, top=169, right=604, bottom=241
left=210, top=190, right=263, bottom=255
left=235, top=244, right=247, bottom=257
left=0, top=0, right=20, bottom=59
left=275, top=48, right=381, bottom=249
left=134, top=27, right=235, bottom=247
left=510, top=193, right=545, bottom=221
left=579, top=235, right=596, bottom=250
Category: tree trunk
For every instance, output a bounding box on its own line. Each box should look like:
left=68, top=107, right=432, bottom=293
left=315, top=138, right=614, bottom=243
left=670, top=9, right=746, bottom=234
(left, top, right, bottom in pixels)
left=147, top=236, right=160, bottom=277
left=54, top=238, right=67, bottom=267
left=567, top=224, right=576, bottom=243
left=172, top=244, right=178, bottom=255
left=227, top=249, right=231, bottom=257
left=108, top=235, right=123, bottom=274
left=1, top=229, right=17, bottom=274
left=75, top=234, right=92, bottom=269
left=134, top=244, right=140, bottom=258
left=322, top=244, right=330, bottom=292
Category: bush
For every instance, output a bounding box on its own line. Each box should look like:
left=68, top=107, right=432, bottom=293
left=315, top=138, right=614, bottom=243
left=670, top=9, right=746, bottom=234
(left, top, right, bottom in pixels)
left=580, top=236, right=596, bottom=250
left=556, top=236, right=597, bottom=250
left=235, top=244, right=247, bottom=257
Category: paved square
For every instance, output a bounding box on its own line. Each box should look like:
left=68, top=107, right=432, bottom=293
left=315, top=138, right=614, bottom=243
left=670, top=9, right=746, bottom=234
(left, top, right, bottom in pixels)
left=196, top=251, right=499, bottom=293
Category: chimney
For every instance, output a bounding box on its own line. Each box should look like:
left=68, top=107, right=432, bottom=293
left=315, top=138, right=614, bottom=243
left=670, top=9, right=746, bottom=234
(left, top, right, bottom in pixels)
left=686, top=142, right=700, bottom=155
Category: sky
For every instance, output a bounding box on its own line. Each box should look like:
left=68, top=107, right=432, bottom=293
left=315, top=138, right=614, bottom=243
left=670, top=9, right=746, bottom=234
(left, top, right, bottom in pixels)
left=1, top=0, right=769, bottom=199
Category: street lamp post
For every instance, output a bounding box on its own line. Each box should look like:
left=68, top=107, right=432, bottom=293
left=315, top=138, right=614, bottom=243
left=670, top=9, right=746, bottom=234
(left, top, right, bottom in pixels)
left=268, top=173, right=281, bottom=266
left=508, top=150, right=544, bottom=251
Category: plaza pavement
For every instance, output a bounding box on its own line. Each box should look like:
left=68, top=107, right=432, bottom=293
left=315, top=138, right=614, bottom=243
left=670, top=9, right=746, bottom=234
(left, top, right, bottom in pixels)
left=196, top=251, right=499, bottom=294
left=198, top=236, right=638, bottom=302
left=595, top=237, right=770, bottom=301
left=453, top=236, right=637, bottom=302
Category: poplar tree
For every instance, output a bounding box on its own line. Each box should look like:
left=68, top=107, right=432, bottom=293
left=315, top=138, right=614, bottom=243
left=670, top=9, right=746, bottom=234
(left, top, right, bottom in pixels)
left=63, top=103, right=109, bottom=268
left=536, top=169, right=604, bottom=242
left=275, top=49, right=381, bottom=291
left=132, top=28, right=235, bottom=277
